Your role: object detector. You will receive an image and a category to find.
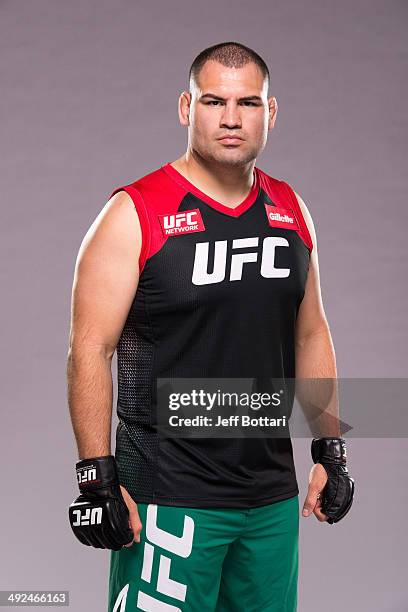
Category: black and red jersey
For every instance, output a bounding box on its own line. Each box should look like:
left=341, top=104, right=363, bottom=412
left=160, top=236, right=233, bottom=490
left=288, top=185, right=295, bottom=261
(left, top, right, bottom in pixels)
left=108, top=162, right=313, bottom=508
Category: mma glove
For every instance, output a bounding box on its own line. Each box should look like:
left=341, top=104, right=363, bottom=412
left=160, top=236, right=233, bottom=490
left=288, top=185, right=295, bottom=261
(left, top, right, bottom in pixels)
left=68, top=455, right=134, bottom=550
left=311, top=437, right=355, bottom=524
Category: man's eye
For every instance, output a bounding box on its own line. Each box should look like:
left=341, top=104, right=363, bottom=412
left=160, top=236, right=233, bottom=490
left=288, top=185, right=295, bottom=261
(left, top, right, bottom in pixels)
left=205, top=100, right=259, bottom=106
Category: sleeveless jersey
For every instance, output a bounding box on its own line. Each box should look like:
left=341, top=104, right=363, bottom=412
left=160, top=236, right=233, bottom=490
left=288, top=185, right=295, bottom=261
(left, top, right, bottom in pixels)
left=108, top=162, right=313, bottom=508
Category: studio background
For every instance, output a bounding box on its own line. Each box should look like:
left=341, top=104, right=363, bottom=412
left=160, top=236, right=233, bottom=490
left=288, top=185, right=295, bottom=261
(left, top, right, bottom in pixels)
left=1, top=1, right=407, bottom=610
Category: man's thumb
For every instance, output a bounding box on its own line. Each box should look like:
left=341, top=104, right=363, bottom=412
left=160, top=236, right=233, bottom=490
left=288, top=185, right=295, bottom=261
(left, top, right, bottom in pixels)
left=302, top=490, right=318, bottom=516
left=120, top=485, right=143, bottom=544
left=128, top=505, right=142, bottom=543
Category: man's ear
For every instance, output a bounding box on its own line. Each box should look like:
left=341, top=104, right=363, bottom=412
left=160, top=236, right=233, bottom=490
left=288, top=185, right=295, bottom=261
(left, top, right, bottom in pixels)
left=268, top=96, right=278, bottom=130
left=178, top=91, right=191, bottom=126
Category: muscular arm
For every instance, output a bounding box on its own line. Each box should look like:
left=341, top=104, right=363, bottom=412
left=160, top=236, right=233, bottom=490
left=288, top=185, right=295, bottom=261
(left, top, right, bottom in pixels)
left=293, top=190, right=340, bottom=437
left=66, top=191, right=142, bottom=459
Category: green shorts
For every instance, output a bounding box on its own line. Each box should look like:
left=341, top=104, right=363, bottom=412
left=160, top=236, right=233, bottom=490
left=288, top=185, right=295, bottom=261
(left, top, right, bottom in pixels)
left=108, top=495, right=299, bottom=611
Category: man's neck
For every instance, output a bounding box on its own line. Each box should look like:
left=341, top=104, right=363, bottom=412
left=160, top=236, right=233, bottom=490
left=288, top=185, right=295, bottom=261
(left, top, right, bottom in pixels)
left=169, top=152, right=256, bottom=208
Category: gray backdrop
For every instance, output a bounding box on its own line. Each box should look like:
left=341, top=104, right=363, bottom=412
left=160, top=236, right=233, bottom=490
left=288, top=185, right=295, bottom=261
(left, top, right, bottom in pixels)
left=1, top=0, right=407, bottom=610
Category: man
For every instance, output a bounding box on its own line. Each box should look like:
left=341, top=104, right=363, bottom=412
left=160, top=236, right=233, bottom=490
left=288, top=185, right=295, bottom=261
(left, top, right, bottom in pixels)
left=67, top=42, right=354, bottom=611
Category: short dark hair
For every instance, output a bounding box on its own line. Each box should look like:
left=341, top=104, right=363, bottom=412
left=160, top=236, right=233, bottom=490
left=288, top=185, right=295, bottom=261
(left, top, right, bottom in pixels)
left=189, top=41, right=270, bottom=91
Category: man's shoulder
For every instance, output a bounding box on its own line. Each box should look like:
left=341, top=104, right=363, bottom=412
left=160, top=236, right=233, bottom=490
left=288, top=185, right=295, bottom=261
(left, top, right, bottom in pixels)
left=109, top=164, right=187, bottom=215
left=255, top=165, right=283, bottom=185
left=124, top=164, right=170, bottom=192
left=256, top=166, right=314, bottom=251
left=255, top=165, right=294, bottom=201
left=256, top=166, right=308, bottom=209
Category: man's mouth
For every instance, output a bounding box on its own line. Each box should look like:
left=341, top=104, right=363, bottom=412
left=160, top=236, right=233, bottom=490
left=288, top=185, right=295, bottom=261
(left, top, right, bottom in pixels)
left=217, top=136, right=244, bottom=144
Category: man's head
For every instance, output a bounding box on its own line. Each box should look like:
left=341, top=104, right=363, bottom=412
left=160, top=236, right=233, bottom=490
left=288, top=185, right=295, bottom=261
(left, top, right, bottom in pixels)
left=178, top=42, right=277, bottom=168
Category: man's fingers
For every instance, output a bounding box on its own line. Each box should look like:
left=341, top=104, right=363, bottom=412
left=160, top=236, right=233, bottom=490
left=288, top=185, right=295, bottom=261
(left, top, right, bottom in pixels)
left=303, top=493, right=329, bottom=522
left=313, top=498, right=328, bottom=522
left=303, top=463, right=329, bottom=519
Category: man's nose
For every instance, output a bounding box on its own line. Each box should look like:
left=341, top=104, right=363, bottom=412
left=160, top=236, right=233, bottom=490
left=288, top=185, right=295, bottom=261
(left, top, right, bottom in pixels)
left=220, top=102, right=242, bottom=128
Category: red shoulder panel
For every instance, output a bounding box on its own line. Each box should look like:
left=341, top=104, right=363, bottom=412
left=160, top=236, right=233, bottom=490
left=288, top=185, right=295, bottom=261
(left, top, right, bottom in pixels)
left=108, top=167, right=188, bottom=273
left=256, top=167, right=314, bottom=253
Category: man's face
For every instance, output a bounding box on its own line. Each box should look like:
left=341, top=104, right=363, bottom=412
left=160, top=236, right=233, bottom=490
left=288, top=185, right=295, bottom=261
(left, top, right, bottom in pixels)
left=180, top=60, right=276, bottom=167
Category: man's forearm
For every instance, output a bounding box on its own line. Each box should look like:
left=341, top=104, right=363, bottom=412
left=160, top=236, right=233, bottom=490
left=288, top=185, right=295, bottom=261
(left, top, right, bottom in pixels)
left=295, top=326, right=341, bottom=437
left=67, top=347, right=113, bottom=459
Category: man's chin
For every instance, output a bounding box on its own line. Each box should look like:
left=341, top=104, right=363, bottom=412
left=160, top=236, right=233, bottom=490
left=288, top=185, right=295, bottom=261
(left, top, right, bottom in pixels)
left=207, top=150, right=257, bottom=168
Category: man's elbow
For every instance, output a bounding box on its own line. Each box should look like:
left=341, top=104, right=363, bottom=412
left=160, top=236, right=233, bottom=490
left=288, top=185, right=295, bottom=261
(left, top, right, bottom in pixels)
left=295, top=319, right=331, bottom=349
left=67, top=335, right=116, bottom=362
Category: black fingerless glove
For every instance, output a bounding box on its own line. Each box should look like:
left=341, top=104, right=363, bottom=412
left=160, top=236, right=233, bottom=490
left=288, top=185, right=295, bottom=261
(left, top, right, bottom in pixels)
left=311, top=437, right=355, bottom=524
left=68, top=455, right=134, bottom=550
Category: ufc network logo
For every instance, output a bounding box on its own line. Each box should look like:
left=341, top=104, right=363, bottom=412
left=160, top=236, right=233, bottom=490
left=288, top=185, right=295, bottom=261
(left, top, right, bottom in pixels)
left=158, top=208, right=205, bottom=236
left=113, top=504, right=195, bottom=611
left=71, top=506, right=102, bottom=527
left=192, top=236, right=290, bottom=286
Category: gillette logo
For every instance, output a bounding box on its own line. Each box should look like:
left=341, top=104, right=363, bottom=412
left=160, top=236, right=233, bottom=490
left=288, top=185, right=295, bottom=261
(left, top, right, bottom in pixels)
left=159, top=208, right=205, bottom=236
left=264, top=203, right=300, bottom=231
left=269, top=211, right=294, bottom=224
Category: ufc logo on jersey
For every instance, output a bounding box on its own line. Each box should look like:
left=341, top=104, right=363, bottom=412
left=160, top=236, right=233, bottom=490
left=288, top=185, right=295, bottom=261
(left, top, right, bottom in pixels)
left=192, top=236, right=290, bottom=285
left=158, top=208, right=205, bottom=236
left=135, top=504, right=194, bottom=610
